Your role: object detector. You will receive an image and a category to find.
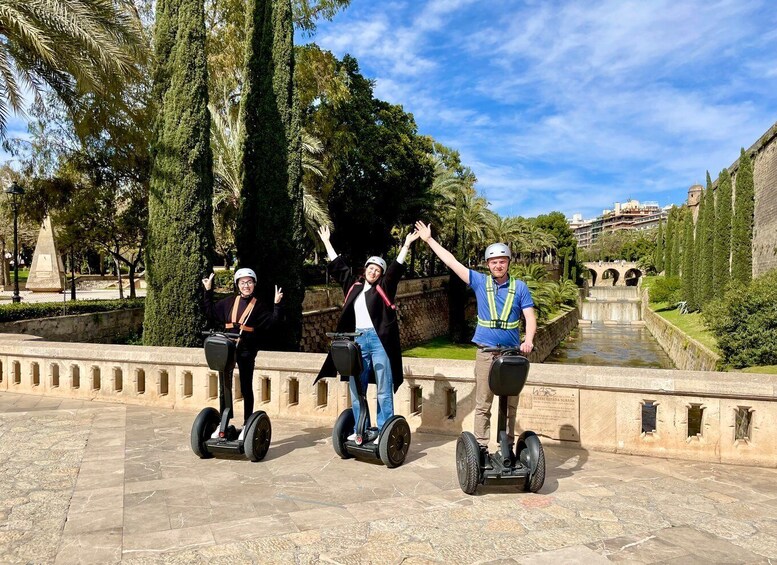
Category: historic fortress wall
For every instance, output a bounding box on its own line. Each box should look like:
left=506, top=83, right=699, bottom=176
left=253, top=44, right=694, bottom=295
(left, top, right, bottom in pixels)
left=725, top=121, right=777, bottom=278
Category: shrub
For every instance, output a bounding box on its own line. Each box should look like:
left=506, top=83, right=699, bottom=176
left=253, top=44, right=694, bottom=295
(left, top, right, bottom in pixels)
left=213, top=269, right=234, bottom=291
left=0, top=299, right=145, bottom=323
left=649, top=276, right=682, bottom=304
left=703, top=269, right=777, bottom=368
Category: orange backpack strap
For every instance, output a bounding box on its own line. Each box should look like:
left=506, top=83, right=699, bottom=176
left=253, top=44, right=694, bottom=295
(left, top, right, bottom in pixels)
left=374, top=284, right=396, bottom=310
left=343, top=281, right=363, bottom=305
left=237, top=298, right=257, bottom=332
left=225, top=295, right=241, bottom=329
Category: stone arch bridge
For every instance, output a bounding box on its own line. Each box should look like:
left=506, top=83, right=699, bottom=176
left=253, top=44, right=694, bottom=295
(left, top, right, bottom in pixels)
left=584, top=261, right=643, bottom=286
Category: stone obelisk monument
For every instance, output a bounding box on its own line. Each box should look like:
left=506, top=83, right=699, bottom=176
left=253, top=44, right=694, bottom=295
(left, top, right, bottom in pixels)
left=26, top=216, right=65, bottom=293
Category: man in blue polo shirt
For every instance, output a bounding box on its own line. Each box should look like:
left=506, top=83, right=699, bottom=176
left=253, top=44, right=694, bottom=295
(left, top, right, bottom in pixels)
left=415, top=221, right=536, bottom=448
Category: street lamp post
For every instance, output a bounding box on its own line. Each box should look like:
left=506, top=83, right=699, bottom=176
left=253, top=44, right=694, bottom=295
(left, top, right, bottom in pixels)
left=4, top=181, right=25, bottom=303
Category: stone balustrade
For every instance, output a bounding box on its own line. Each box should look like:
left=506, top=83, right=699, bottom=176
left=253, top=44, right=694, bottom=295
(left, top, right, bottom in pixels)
left=2, top=332, right=776, bottom=467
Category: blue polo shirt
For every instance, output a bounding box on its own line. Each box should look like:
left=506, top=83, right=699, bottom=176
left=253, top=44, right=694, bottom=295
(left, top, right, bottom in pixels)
left=469, top=269, right=534, bottom=347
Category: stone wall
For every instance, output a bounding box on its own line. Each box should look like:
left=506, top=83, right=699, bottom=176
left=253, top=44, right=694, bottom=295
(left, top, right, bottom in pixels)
left=640, top=290, right=721, bottom=371
left=3, top=333, right=776, bottom=467
left=723, top=121, right=777, bottom=278
left=0, top=308, right=144, bottom=343
left=529, top=307, right=579, bottom=363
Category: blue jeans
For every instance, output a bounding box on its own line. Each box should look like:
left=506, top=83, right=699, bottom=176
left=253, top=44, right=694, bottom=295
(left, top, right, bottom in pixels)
left=350, top=328, right=394, bottom=433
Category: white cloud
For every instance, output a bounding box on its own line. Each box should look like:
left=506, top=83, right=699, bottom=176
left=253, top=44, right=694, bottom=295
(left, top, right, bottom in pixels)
left=313, top=0, right=777, bottom=218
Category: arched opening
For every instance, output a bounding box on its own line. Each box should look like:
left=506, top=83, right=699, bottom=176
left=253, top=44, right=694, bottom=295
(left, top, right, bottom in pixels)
left=602, top=268, right=620, bottom=286
left=624, top=268, right=642, bottom=286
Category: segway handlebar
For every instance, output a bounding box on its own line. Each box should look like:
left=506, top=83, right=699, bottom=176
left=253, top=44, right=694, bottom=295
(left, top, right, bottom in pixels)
left=202, top=330, right=242, bottom=340
left=326, top=331, right=363, bottom=339
left=481, top=345, right=528, bottom=356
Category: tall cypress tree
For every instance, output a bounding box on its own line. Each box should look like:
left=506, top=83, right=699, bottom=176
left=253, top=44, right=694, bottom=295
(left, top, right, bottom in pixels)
left=665, top=206, right=675, bottom=276
left=696, top=172, right=715, bottom=307
left=654, top=219, right=664, bottom=274
left=713, top=168, right=732, bottom=290
left=144, top=0, right=214, bottom=346
left=671, top=207, right=682, bottom=277
left=236, top=0, right=303, bottom=349
left=680, top=208, right=696, bottom=309
left=671, top=214, right=681, bottom=277
left=731, top=149, right=754, bottom=285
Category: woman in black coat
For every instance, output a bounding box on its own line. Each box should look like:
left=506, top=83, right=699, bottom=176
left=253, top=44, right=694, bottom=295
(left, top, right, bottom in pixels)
left=315, top=225, right=419, bottom=441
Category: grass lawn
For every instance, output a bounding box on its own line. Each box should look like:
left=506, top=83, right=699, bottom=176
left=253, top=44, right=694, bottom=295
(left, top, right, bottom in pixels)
left=738, top=365, right=777, bottom=374
left=403, top=336, right=477, bottom=360
left=650, top=301, right=719, bottom=353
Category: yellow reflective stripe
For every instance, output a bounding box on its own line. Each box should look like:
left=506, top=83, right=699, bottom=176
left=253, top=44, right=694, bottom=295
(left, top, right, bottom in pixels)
left=485, top=280, right=498, bottom=320
left=498, top=278, right=516, bottom=322
left=477, top=317, right=520, bottom=329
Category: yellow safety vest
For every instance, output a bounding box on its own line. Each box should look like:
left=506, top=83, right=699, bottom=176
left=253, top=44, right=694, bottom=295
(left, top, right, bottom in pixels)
left=477, top=276, right=520, bottom=330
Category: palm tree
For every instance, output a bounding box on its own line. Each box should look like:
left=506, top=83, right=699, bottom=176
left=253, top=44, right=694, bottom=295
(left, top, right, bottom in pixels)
left=0, top=0, right=146, bottom=136
left=300, top=130, right=332, bottom=250
left=210, top=97, right=330, bottom=258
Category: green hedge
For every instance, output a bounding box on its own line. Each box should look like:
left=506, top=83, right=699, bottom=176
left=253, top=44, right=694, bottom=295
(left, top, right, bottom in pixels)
left=648, top=276, right=682, bottom=304
left=0, top=298, right=145, bottom=324
left=703, top=269, right=777, bottom=368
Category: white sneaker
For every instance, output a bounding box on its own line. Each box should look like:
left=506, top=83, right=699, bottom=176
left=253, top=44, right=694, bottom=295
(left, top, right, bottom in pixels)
left=210, top=428, right=220, bottom=439
left=347, top=433, right=357, bottom=441
left=238, top=427, right=246, bottom=441
left=372, top=434, right=380, bottom=444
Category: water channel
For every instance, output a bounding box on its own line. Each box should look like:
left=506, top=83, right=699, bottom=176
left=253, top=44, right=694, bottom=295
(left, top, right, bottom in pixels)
left=546, top=286, right=675, bottom=369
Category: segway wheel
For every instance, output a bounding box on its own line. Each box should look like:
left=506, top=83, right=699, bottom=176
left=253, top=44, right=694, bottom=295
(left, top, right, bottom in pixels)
left=191, top=407, right=220, bottom=459
left=378, top=416, right=411, bottom=468
left=333, top=408, right=355, bottom=459
left=517, top=431, right=546, bottom=493
left=456, top=432, right=481, bottom=494
left=244, top=412, right=272, bottom=462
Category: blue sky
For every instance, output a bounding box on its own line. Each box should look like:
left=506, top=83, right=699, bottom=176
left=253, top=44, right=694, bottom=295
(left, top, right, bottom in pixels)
left=310, top=0, right=777, bottom=219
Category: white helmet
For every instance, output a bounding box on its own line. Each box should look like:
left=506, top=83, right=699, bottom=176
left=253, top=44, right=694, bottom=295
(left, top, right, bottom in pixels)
left=485, top=243, right=511, bottom=261
left=364, top=256, right=387, bottom=272
left=233, top=267, right=257, bottom=283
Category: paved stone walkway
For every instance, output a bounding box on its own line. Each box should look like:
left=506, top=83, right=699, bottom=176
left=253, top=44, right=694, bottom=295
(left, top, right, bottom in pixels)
left=1, top=391, right=776, bottom=564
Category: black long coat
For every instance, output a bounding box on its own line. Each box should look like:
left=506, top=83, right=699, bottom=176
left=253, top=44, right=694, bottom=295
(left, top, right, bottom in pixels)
left=315, top=256, right=405, bottom=392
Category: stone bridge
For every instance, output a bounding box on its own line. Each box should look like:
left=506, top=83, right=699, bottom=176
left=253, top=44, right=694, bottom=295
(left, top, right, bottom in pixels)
left=584, top=261, right=642, bottom=286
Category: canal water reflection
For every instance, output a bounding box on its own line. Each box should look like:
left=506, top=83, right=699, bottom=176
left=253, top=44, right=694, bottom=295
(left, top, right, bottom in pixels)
left=545, top=322, right=674, bottom=369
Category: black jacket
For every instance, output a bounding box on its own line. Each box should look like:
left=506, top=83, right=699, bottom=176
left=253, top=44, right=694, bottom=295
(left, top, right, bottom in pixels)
left=315, top=255, right=406, bottom=392
left=203, top=290, right=282, bottom=354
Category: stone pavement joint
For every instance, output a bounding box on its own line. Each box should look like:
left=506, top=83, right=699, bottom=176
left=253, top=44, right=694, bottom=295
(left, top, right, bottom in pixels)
left=1, top=391, right=777, bottom=564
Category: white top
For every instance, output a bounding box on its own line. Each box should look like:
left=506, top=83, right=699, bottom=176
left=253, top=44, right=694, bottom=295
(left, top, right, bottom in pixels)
left=354, top=282, right=374, bottom=329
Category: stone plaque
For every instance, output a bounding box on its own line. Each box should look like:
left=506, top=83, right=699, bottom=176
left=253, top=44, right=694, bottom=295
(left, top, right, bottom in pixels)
left=517, top=386, right=580, bottom=442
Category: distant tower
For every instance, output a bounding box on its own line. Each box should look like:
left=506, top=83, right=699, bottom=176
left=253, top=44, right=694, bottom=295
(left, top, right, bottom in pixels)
left=687, top=184, right=703, bottom=206
left=687, top=184, right=703, bottom=222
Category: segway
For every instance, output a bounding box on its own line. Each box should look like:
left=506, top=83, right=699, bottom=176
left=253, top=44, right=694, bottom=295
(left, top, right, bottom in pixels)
left=456, top=347, right=545, bottom=494
left=190, top=331, right=271, bottom=461
left=328, top=332, right=411, bottom=468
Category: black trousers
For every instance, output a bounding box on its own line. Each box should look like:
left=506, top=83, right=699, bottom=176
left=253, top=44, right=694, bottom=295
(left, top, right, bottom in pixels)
left=220, top=349, right=257, bottom=425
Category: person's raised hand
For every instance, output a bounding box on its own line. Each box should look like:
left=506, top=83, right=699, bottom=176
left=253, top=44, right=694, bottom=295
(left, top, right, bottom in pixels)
left=317, top=225, right=331, bottom=242
left=404, top=229, right=421, bottom=247
left=274, top=285, right=284, bottom=304
left=414, top=221, right=432, bottom=242
left=202, top=273, right=214, bottom=291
